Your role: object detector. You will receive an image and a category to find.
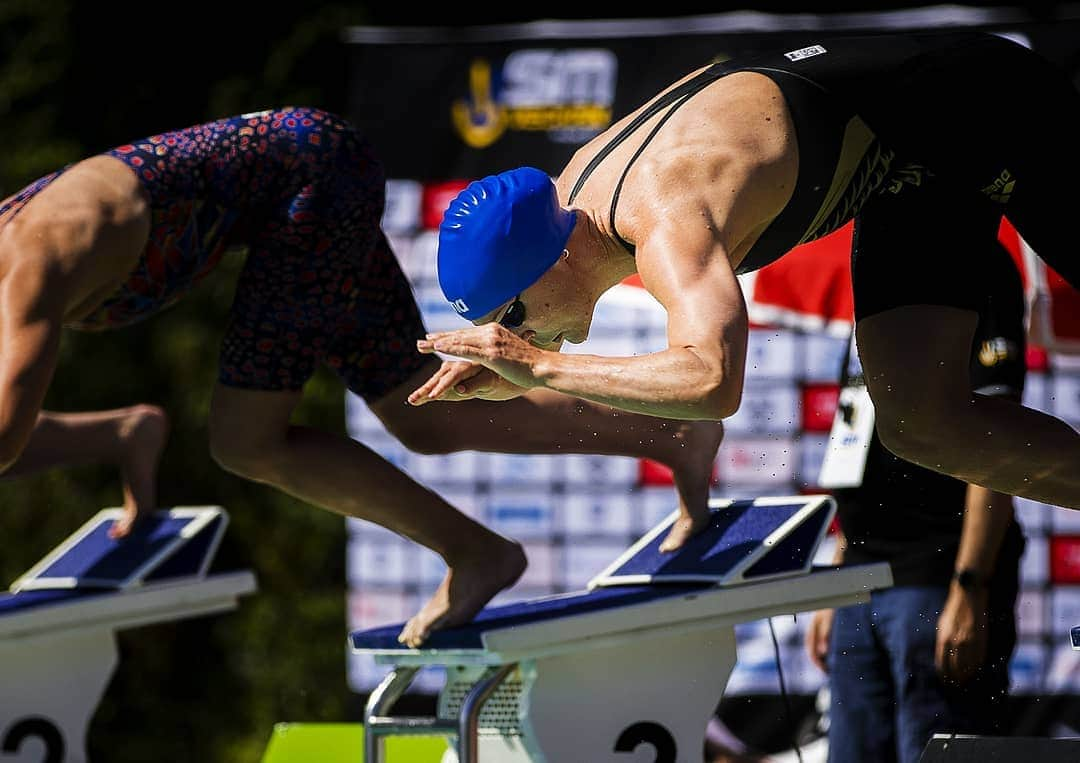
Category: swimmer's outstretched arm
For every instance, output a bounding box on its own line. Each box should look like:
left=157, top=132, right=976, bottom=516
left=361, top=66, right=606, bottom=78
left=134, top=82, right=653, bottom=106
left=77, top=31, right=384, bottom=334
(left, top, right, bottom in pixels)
left=418, top=222, right=748, bottom=422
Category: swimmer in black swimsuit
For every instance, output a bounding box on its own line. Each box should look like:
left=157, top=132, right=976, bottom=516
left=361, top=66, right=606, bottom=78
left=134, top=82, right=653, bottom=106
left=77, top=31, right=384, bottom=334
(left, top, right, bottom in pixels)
left=418, top=30, right=1080, bottom=511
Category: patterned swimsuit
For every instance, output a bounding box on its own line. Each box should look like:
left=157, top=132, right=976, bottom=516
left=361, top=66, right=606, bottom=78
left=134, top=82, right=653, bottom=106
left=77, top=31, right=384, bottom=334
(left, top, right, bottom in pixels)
left=0, top=107, right=428, bottom=400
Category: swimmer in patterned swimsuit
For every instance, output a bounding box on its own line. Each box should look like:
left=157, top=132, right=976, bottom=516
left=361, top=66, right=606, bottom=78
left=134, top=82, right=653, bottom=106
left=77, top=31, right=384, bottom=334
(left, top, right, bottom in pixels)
left=0, top=106, right=723, bottom=646
left=420, top=31, right=1080, bottom=513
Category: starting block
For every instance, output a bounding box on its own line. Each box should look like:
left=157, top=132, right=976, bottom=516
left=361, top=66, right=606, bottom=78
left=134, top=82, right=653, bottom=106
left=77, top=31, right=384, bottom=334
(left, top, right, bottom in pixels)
left=919, top=733, right=1080, bottom=761
left=350, top=495, right=893, bottom=763
left=0, top=506, right=256, bottom=763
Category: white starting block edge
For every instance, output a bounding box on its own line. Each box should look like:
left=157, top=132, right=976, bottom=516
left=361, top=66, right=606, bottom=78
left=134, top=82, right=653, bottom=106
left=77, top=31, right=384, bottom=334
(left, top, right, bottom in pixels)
left=0, top=571, right=258, bottom=641
left=354, top=561, right=893, bottom=667
left=588, top=495, right=836, bottom=588
left=9, top=506, right=227, bottom=593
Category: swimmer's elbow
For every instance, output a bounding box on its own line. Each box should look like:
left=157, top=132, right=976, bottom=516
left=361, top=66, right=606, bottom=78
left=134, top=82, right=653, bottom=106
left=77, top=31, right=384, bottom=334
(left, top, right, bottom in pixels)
left=0, top=408, right=43, bottom=474
left=696, top=372, right=742, bottom=421
left=698, top=390, right=740, bottom=421
left=681, top=349, right=741, bottom=420
left=0, top=433, right=27, bottom=474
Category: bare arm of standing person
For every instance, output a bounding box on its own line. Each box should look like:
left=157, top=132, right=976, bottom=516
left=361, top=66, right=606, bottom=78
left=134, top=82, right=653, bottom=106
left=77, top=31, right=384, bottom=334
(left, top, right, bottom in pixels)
left=805, top=530, right=847, bottom=672
left=935, top=484, right=1015, bottom=684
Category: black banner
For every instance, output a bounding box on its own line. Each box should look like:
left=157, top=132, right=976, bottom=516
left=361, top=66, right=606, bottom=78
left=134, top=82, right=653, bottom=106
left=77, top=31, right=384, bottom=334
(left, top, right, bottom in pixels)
left=345, top=8, right=1080, bottom=181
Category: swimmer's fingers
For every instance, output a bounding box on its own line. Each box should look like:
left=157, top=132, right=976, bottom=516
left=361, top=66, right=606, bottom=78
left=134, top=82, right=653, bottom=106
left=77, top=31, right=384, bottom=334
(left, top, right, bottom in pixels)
left=426, top=362, right=488, bottom=401
left=407, top=363, right=456, bottom=405
left=408, top=361, right=484, bottom=404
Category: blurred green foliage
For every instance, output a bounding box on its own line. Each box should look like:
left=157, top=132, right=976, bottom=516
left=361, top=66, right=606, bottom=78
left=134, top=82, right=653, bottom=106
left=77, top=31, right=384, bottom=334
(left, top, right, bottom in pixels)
left=0, top=2, right=389, bottom=761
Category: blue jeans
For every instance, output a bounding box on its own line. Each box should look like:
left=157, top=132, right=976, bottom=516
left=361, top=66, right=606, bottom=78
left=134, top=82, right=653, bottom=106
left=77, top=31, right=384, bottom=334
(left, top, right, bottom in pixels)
left=826, top=585, right=1016, bottom=763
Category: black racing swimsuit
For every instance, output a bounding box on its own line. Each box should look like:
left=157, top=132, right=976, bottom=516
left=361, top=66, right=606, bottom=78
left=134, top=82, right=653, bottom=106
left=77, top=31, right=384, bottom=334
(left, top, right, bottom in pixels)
left=569, top=31, right=1080, bottom=318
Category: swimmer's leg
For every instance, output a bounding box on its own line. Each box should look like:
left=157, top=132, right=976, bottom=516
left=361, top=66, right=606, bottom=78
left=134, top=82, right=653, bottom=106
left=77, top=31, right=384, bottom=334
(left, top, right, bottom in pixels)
left=373, top=359, right=724, bottom=554
left=208, top=382, right=526, bottom=647
left=4, top=406, right=171, bottom=538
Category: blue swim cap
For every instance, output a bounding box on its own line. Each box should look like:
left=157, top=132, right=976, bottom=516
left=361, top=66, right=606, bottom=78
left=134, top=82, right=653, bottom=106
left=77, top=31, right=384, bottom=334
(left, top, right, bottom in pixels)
left=437, top=166, right=576, bottom=321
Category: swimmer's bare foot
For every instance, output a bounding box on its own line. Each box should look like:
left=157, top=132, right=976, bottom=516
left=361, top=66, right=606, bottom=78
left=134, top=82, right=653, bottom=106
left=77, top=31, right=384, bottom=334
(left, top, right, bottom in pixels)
left=398, top=537, right=527, bottom=648
left=659, top=509, right=714, bottom=553
left=111, top=405, right=170, bottom=539
left=658, top=420, right=724, bottom=553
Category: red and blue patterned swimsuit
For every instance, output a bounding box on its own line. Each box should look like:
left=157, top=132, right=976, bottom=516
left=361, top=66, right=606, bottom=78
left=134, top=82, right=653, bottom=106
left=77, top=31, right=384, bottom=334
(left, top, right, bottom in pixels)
left=0, top=107, right=428, bottom=401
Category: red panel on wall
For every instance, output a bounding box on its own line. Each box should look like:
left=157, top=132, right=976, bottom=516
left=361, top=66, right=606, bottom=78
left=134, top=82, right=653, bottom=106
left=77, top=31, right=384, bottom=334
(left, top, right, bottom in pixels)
left=802, top=384, right=840, bottom=433
left=1050, top=536, right=1080, bottom=585
left=421, top=180, right=470, bottom=230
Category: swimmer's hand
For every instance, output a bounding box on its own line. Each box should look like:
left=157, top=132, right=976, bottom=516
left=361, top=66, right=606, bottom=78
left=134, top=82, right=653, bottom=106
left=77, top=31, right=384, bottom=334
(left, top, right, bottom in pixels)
left=407, top=360, right=528, bottom=405
left=415, top=325, right=544, bottom=392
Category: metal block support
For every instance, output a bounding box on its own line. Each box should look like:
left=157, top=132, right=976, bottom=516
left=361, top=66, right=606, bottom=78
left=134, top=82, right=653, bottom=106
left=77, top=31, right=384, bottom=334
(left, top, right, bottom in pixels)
left=363, top=664, right=517, bottom=763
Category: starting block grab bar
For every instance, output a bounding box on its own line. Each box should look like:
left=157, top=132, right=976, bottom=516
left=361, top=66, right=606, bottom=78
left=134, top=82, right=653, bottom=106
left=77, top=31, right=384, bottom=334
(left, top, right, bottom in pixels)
left=364, top=664, right=517, bottom=763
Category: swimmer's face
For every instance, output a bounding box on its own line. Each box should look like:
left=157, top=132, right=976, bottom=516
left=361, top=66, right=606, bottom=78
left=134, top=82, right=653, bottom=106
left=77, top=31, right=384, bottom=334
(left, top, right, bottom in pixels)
left=477, top=254, right=593, bottom=350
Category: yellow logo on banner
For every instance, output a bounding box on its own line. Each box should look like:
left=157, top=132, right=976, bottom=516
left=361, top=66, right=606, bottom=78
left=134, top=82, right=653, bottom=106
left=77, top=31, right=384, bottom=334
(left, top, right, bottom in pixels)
left=451, top=49, right=617, bottom=149
left=452, top=60, right=508, bottom=149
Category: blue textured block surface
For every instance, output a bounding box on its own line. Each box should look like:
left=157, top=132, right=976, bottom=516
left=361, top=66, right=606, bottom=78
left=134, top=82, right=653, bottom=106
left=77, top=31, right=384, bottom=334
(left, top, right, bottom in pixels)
left=744, top=502, right=831, bottom=579
left=12, top=508, right=226, bottom=591
left=350, top=583, right=712, bottom=651
left=35, top=515, right=194, bottom=583
left=610, top=502, right=802, bottom=579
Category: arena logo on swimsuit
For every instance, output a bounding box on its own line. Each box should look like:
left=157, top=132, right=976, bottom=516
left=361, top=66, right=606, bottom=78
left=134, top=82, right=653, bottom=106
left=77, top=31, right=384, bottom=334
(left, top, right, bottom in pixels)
left=451, top=49, right=617, bottom=149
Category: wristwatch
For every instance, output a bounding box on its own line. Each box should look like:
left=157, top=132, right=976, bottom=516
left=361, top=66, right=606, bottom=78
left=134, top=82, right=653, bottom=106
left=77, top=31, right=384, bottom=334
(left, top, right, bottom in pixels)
left=953, top=568, right=988, bottom=592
